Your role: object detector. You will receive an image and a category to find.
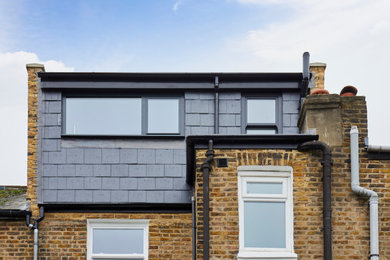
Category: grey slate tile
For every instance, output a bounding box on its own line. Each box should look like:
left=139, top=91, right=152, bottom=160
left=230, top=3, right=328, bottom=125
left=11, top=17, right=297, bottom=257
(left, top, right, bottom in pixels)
left=42, top=139, right=59, bottom=152
left=164, top=165, right=184, bottom=177
left=282, top=92, right=300, bottom=101
left=173, top=178, right=191, bottom=190
left=43, top=190, right=57, bottom=202
left=111, top=191, right=128, bottom=202
left=85, top=149, right=102, bottom=164
left=102, top=178, right=120, bottom=189
left=42, top=178, right=50, bottom=189
left=58, top=190, right=75, bottom=202
left=119, top=149, right=137, bottom=164
left=138, top=149, right=155, bottom=164
left=200, top=114, right=214, bottom=126
left=283, top=114, right=291, bottom=127
left=199, top=93, right=214, bottom=100
left=146, top=165, right=164, bottom=177
left=102, top=149, right=120, bottom=163
left=46, top=101, right=61, bottom=113
left=156, top=150, right=173, bottom=164
left=111, top=165, right=128, bottom=177
left=219, top=92, right=241, bottom=100
left=93, top=190, right=111, bottom=203
left=44, top=91, right=61, bottom=101
left=235, top=115, right=241, bottom=126
left=44, top=114, right=60, bottom=126
left=190, top=126, right=211, bottom=135
left=283, top=101, right=299, bottom=113
left=219, top=114, right=236, bottom=127
left=129, top=165, right=147, bottom=177
left=185, top=114, right=200, bottom=126
left=146, top=191, right=164, bottom=203
left=66, top=177, right=84, bottom=189
left=184, top=92, right=200, bottom=99
left=129, top=191, right=146, bottom=202
left=92, top=190, right=111, bottom=203
left=44, top=127, right=61, bottom=139
left=93, top=165, right=111, bottom=176
left=156, top=178, right=173, bottom=190
left=43, top=165, right=57, bottom=176
left=173, top=150, right=186, bottom=164
left=84, top=177, right=102, bottom=189
left=119, top=178, right=137, bottom=190
left=219, top=100, right=241, bottom=113
left=283, top=127, right=299, bottom=134
left=76, top=165, right=93, bottom=176
left=42, top=152, right=49, bottom=163
left=66, top=149, right=84, bottom=164
left=57, top=178, right=67, bottom=189
left=290, top=114, right=299, bottom=126
left=75, top=190, right=92, bottom=202
left=48, top=151, right=66, bottom=164
left=164, top=190, right=190, bottom=203
left=58, top=165, right=75, bottom=176
left=138, top=178, right=155, bottom=190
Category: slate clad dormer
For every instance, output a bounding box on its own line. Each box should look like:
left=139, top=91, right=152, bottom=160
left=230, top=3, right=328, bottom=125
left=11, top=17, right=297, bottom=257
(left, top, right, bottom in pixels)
left=37, top=72, right=304, bottom=205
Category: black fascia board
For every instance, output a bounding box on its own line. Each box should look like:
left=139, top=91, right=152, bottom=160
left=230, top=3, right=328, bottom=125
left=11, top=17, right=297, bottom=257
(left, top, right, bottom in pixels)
left=38, top=72, right=303, bottom=83
left=39, top=203, right=191, bottom=213
left=185, top=134, right=319, bottom=185
left=367, top=152, right=390, bottom=160
left=0, top=209, right=31, bottom=218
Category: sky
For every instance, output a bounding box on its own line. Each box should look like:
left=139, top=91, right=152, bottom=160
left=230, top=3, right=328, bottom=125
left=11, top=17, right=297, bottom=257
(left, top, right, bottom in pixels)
left=1, top=0, right=389, bottom=185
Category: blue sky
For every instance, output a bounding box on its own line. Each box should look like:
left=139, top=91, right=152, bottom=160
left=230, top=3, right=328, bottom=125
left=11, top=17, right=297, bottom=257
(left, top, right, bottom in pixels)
left=1, top=0, right=290, bottom=71
left=1, top=0, right=390, bottom=184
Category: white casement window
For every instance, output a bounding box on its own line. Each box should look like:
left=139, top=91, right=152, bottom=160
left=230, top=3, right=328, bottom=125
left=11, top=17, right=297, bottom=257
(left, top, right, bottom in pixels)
left=87, top=219, right=149, bottom=260
left=237, top=166, right=297, bottom=260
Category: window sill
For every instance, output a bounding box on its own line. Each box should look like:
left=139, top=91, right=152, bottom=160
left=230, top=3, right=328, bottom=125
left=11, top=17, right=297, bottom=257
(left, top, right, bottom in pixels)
left=237, top=251, right=297, bottom=260
left=61, top=134, right=185, bottom=140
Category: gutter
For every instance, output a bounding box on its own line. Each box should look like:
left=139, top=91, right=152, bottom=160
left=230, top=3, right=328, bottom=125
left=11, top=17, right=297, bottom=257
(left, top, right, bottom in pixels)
left=298, top=141, right=332, bottom=260
left=350, top=126, right=379, bottom=260
left=0, top=209, right=31, bottom=218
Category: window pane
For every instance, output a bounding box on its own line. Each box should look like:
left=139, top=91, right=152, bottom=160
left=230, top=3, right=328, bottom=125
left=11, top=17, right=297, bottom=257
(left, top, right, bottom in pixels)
left=148, top=99, right=179, bottom=133
left=66, top=98, right=141, bottom=135
left=247, top=182, right=283, bottom=194
left=247, top=99, right=275, bottom=124
left=244, top=201, right=286, bottom=248
left=246, top=129, right=276, bottom=134
left=93, top=228, right=144, bottom=254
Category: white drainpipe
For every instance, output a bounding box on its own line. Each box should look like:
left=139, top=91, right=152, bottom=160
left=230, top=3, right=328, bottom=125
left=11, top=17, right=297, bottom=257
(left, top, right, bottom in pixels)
left=350, top=126, right=379, bottom=260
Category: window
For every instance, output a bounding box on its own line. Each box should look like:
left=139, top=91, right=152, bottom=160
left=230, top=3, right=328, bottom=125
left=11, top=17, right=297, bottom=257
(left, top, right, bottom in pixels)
left=87, top=219, right=149, bottom=260
left=243, top=97, right=281, bottom=134
left=237, top=166, right=297, bottom=260
left=64, top=97, right=182, bottom=135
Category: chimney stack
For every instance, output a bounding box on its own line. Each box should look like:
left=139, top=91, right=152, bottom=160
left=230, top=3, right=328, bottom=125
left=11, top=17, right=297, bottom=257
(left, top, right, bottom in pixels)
left=309, top=63, right=326, bottom=94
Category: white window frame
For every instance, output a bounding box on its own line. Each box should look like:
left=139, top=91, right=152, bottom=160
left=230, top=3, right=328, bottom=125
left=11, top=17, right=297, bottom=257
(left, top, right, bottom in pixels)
left=87, top=219, right=149, bottom=260
left=237, top=166, right=297, bottom=260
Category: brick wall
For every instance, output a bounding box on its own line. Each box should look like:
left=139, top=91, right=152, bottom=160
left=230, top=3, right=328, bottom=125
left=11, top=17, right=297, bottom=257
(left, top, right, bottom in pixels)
left=0, top=220, right=33, bottom=259
left=194, top=96, right=390, bottom=259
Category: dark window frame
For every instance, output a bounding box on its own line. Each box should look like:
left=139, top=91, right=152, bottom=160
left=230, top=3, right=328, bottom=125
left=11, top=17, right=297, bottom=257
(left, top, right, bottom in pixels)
left=62, top=94, right=184, bottom=136
left=241, top=95, right=282, bottom=134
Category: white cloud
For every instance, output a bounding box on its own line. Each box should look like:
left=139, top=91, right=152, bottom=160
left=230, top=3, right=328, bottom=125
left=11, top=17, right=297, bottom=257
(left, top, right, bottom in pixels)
left=173, top=0, right=183, bottom=12
left=230, top=0, right=390, bottom=145
left=0, top=51, right=73, bottom=185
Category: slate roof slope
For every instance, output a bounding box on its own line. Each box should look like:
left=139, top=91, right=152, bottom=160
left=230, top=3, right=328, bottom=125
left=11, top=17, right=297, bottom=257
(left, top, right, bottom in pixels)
left=0, top=186, right=28, bottom=214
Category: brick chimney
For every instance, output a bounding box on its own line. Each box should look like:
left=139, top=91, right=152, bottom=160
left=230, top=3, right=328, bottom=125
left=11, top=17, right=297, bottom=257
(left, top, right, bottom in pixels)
left=309, top=63, right=326, bottom=94
left=26, top=63, right=45, bottom=215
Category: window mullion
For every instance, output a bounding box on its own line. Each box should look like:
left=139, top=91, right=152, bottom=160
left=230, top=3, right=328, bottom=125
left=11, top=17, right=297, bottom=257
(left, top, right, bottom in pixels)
left=142, top=97, right=148, bottom=135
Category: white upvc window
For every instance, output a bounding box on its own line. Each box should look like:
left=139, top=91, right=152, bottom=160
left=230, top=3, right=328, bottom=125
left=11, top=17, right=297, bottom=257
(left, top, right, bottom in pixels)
left=237, top=166, right=297, bottom=260
left=87, top=219, right=149, bottom=260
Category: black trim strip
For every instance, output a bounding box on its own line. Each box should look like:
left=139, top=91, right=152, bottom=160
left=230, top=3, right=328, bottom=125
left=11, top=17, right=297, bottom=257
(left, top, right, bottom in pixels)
left=0, top=209, right=30, bottom=218
left=367, top=152, right=390, bottom=160
left=62, top=135, right=185, bottom=140
left=39, top=203, right=192, bottom=213
left=38, top=72, right=303, bottom=82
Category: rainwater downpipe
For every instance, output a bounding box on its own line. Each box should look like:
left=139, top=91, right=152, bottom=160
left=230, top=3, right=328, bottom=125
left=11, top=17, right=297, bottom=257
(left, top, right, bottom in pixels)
left=214, top=76, right=219, bottom=134
left=350, top=126, right=379, bottom=260
left=298, top=141, right=332, bottom=260
left=26, top=206, right=45, bottom=260
left=200, top=140, right=214, bottom=260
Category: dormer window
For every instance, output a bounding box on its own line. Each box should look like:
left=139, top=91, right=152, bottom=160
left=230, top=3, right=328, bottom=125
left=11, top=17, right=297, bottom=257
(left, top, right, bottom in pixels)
left=243, top=96, right=281, bottom=134
left=64, top=96, right=183, bottom=136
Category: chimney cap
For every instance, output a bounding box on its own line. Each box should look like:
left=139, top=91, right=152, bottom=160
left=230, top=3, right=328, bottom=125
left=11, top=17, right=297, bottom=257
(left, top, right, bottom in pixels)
left=310, top=62, right=327, bottom=68
left=26, top=63, right=45, bottom=70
